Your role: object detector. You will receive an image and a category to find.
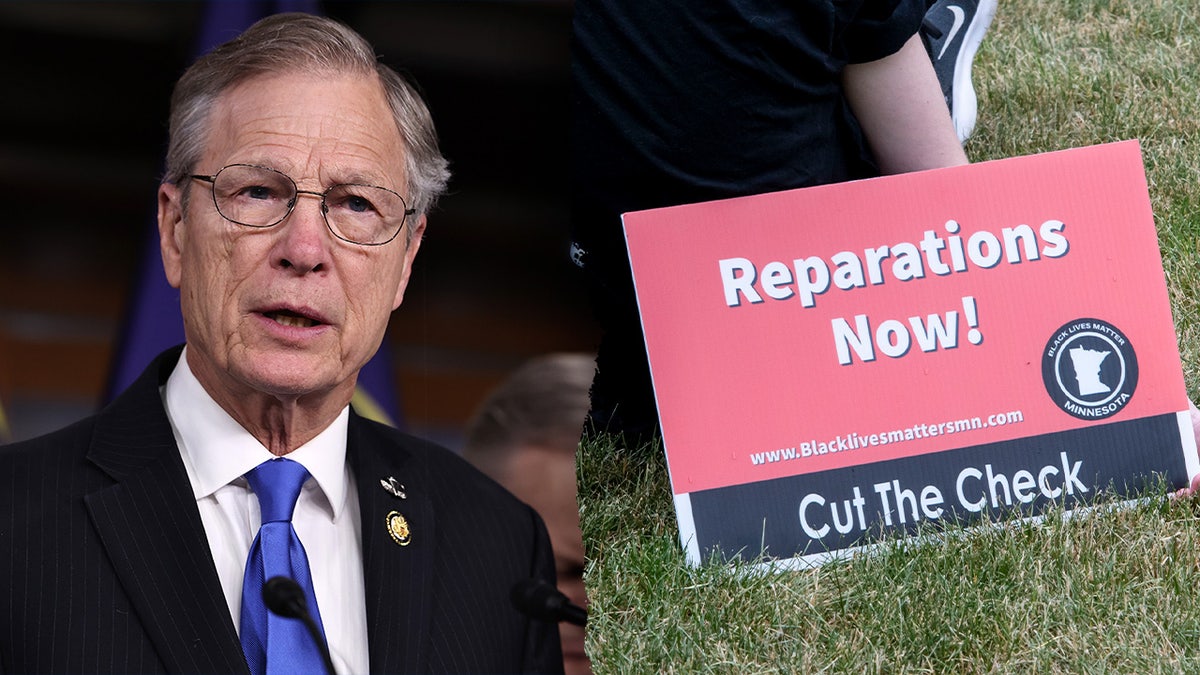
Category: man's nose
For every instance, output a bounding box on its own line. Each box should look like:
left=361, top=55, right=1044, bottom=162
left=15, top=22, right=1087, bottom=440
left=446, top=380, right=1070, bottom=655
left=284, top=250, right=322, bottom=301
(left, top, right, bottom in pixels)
left=271, top=190, right=330, bottom=274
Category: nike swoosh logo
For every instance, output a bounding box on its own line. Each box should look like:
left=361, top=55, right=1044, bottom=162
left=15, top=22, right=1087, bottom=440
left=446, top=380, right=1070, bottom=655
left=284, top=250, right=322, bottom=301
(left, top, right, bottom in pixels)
left=937, top=5, right=967, bottom=60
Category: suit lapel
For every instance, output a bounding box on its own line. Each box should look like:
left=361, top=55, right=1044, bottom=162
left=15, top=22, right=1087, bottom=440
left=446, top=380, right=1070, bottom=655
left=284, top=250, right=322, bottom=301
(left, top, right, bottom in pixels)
left=84, top=348, right=249, bottom=675
left=348, top=415, right=436, bottom=674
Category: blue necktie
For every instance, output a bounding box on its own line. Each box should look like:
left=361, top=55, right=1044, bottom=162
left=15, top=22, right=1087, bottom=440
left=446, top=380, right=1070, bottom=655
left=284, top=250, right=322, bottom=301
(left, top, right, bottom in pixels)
left=240, top=458, right=329, bottom=675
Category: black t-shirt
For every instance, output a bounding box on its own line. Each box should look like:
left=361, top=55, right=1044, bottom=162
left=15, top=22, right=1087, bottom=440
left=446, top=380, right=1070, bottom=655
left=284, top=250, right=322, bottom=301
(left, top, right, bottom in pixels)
left=572, top=0, right=925, bottom=266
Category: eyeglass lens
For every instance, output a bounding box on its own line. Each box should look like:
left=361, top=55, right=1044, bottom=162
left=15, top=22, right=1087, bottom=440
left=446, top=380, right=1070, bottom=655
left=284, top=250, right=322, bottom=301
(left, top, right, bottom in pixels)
left=210, top=164, right=407, bottom=245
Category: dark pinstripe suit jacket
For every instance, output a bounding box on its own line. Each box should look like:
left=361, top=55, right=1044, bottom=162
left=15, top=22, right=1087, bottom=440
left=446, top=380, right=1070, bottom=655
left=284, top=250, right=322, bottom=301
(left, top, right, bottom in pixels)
left=0, top=347, right=563, bottom=674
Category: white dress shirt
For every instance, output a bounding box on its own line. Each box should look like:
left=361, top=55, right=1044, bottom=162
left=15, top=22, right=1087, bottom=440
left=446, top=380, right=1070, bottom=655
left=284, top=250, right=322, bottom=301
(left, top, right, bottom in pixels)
left=162, top=348, right=369, bottom=675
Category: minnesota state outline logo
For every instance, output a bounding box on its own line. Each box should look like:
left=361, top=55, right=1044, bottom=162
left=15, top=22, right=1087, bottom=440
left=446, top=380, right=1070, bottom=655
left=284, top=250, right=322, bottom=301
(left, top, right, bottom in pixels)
left=1042, top=318, right=1137, bottom=420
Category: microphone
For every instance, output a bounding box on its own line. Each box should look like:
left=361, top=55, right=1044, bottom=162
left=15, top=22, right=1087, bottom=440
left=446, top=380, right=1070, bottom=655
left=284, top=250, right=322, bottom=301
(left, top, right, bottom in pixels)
left=510, top=578, right=588, bottom=627
left=262, top=576, right=337, bottom=675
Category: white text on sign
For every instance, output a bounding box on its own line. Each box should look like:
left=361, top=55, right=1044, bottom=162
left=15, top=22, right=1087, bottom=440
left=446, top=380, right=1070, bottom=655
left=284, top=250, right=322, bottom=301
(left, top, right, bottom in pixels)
left=718, top=219, right=1070, bottom=365
left=797, top=451, right=1089, bottom=540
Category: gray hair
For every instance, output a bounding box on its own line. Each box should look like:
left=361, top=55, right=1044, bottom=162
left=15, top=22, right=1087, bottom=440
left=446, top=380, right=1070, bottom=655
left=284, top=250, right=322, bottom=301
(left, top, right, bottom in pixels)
left=463, top=353, right=595, bottom=477
left=165, top=12, right=449, bottom=222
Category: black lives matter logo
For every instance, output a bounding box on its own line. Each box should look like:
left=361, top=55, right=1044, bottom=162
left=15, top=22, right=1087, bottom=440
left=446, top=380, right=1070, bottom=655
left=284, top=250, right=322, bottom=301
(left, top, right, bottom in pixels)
left=1042, top=318, right=1137, bottom=420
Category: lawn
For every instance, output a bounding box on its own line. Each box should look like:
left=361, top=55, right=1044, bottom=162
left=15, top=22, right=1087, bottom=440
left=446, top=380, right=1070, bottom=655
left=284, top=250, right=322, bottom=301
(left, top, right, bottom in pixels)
left=579, top=2, right=1200, bottom=672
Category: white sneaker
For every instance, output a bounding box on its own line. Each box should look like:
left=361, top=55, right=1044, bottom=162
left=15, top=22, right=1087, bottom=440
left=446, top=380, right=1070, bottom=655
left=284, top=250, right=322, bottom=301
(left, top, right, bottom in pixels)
left=921, top=0, right=998, bottom=143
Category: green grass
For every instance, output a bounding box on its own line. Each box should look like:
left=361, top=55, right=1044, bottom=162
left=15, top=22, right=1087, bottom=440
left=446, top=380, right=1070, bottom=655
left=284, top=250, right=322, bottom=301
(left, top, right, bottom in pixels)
left=581, top=437, right=1200, bottom=673
left=579, top=2, right=1200, bottom=672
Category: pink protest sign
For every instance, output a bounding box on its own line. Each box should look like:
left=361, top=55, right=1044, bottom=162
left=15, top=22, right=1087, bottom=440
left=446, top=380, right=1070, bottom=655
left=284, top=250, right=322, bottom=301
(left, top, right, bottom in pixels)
left=623, top=141, right=1198, bottom=566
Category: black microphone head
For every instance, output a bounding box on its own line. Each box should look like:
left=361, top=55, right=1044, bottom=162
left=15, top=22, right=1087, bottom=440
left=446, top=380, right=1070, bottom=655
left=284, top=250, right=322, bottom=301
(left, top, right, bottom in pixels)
left=511, top=577, right=588, bottom=626
left=510, top=577, right=566, bottom=622
left=263, top=576, right=308, bottom=619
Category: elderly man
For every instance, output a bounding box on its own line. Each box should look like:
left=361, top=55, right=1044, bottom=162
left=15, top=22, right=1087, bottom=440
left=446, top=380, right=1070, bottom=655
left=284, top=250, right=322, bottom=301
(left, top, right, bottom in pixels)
left=0, top=13, right=562, bottom=675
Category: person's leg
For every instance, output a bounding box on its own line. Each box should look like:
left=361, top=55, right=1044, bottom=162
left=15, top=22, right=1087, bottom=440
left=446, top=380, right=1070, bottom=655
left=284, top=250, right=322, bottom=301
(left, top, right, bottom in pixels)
left=572, top=209, right=663, bottom=448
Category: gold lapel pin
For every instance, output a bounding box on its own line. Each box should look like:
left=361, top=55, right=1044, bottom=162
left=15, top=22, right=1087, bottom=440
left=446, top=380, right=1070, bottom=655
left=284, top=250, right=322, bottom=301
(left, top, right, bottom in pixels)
left=380, top=476, right=407, bottom=500
left=386, top=510, right=412, bottom=546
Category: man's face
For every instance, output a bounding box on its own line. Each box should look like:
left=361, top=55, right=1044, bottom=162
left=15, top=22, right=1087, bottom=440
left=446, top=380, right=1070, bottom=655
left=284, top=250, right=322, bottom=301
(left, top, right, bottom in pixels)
left=501, top=446, right=590, bottom=675
left=158, top=71, right=422, bottom=409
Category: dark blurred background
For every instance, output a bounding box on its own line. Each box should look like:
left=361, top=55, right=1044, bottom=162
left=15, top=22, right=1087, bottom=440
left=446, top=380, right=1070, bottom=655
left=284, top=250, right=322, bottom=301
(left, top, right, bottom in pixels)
left=0, top=1, right=595, bottom=447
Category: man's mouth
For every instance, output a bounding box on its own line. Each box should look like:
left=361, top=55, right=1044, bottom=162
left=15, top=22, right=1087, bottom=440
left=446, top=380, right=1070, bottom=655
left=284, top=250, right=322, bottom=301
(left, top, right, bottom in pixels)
left=264, top=309, right=321, bottom=328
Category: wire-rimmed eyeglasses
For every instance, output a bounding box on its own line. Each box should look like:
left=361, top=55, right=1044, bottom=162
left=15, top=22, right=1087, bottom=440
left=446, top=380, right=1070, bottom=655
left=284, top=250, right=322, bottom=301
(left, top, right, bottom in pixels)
left=190, top=164, right=415, bottom=246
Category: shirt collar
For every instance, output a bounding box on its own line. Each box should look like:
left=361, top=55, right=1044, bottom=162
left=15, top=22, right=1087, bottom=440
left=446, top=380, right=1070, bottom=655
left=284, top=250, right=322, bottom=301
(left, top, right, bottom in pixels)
left=163, top=346, right=351, bottom=520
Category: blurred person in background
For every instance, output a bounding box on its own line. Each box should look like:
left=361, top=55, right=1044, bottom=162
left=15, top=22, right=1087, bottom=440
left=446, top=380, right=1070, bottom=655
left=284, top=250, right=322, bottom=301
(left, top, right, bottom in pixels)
left=464, top=353, right=595, bottom=675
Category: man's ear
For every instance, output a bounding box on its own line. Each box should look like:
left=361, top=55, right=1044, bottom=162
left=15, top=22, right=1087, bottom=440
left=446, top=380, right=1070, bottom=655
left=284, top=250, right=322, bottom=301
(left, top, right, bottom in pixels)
left=392, top=214, right=426, bottom=310
left=158, top=182, right=185, bottom=289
